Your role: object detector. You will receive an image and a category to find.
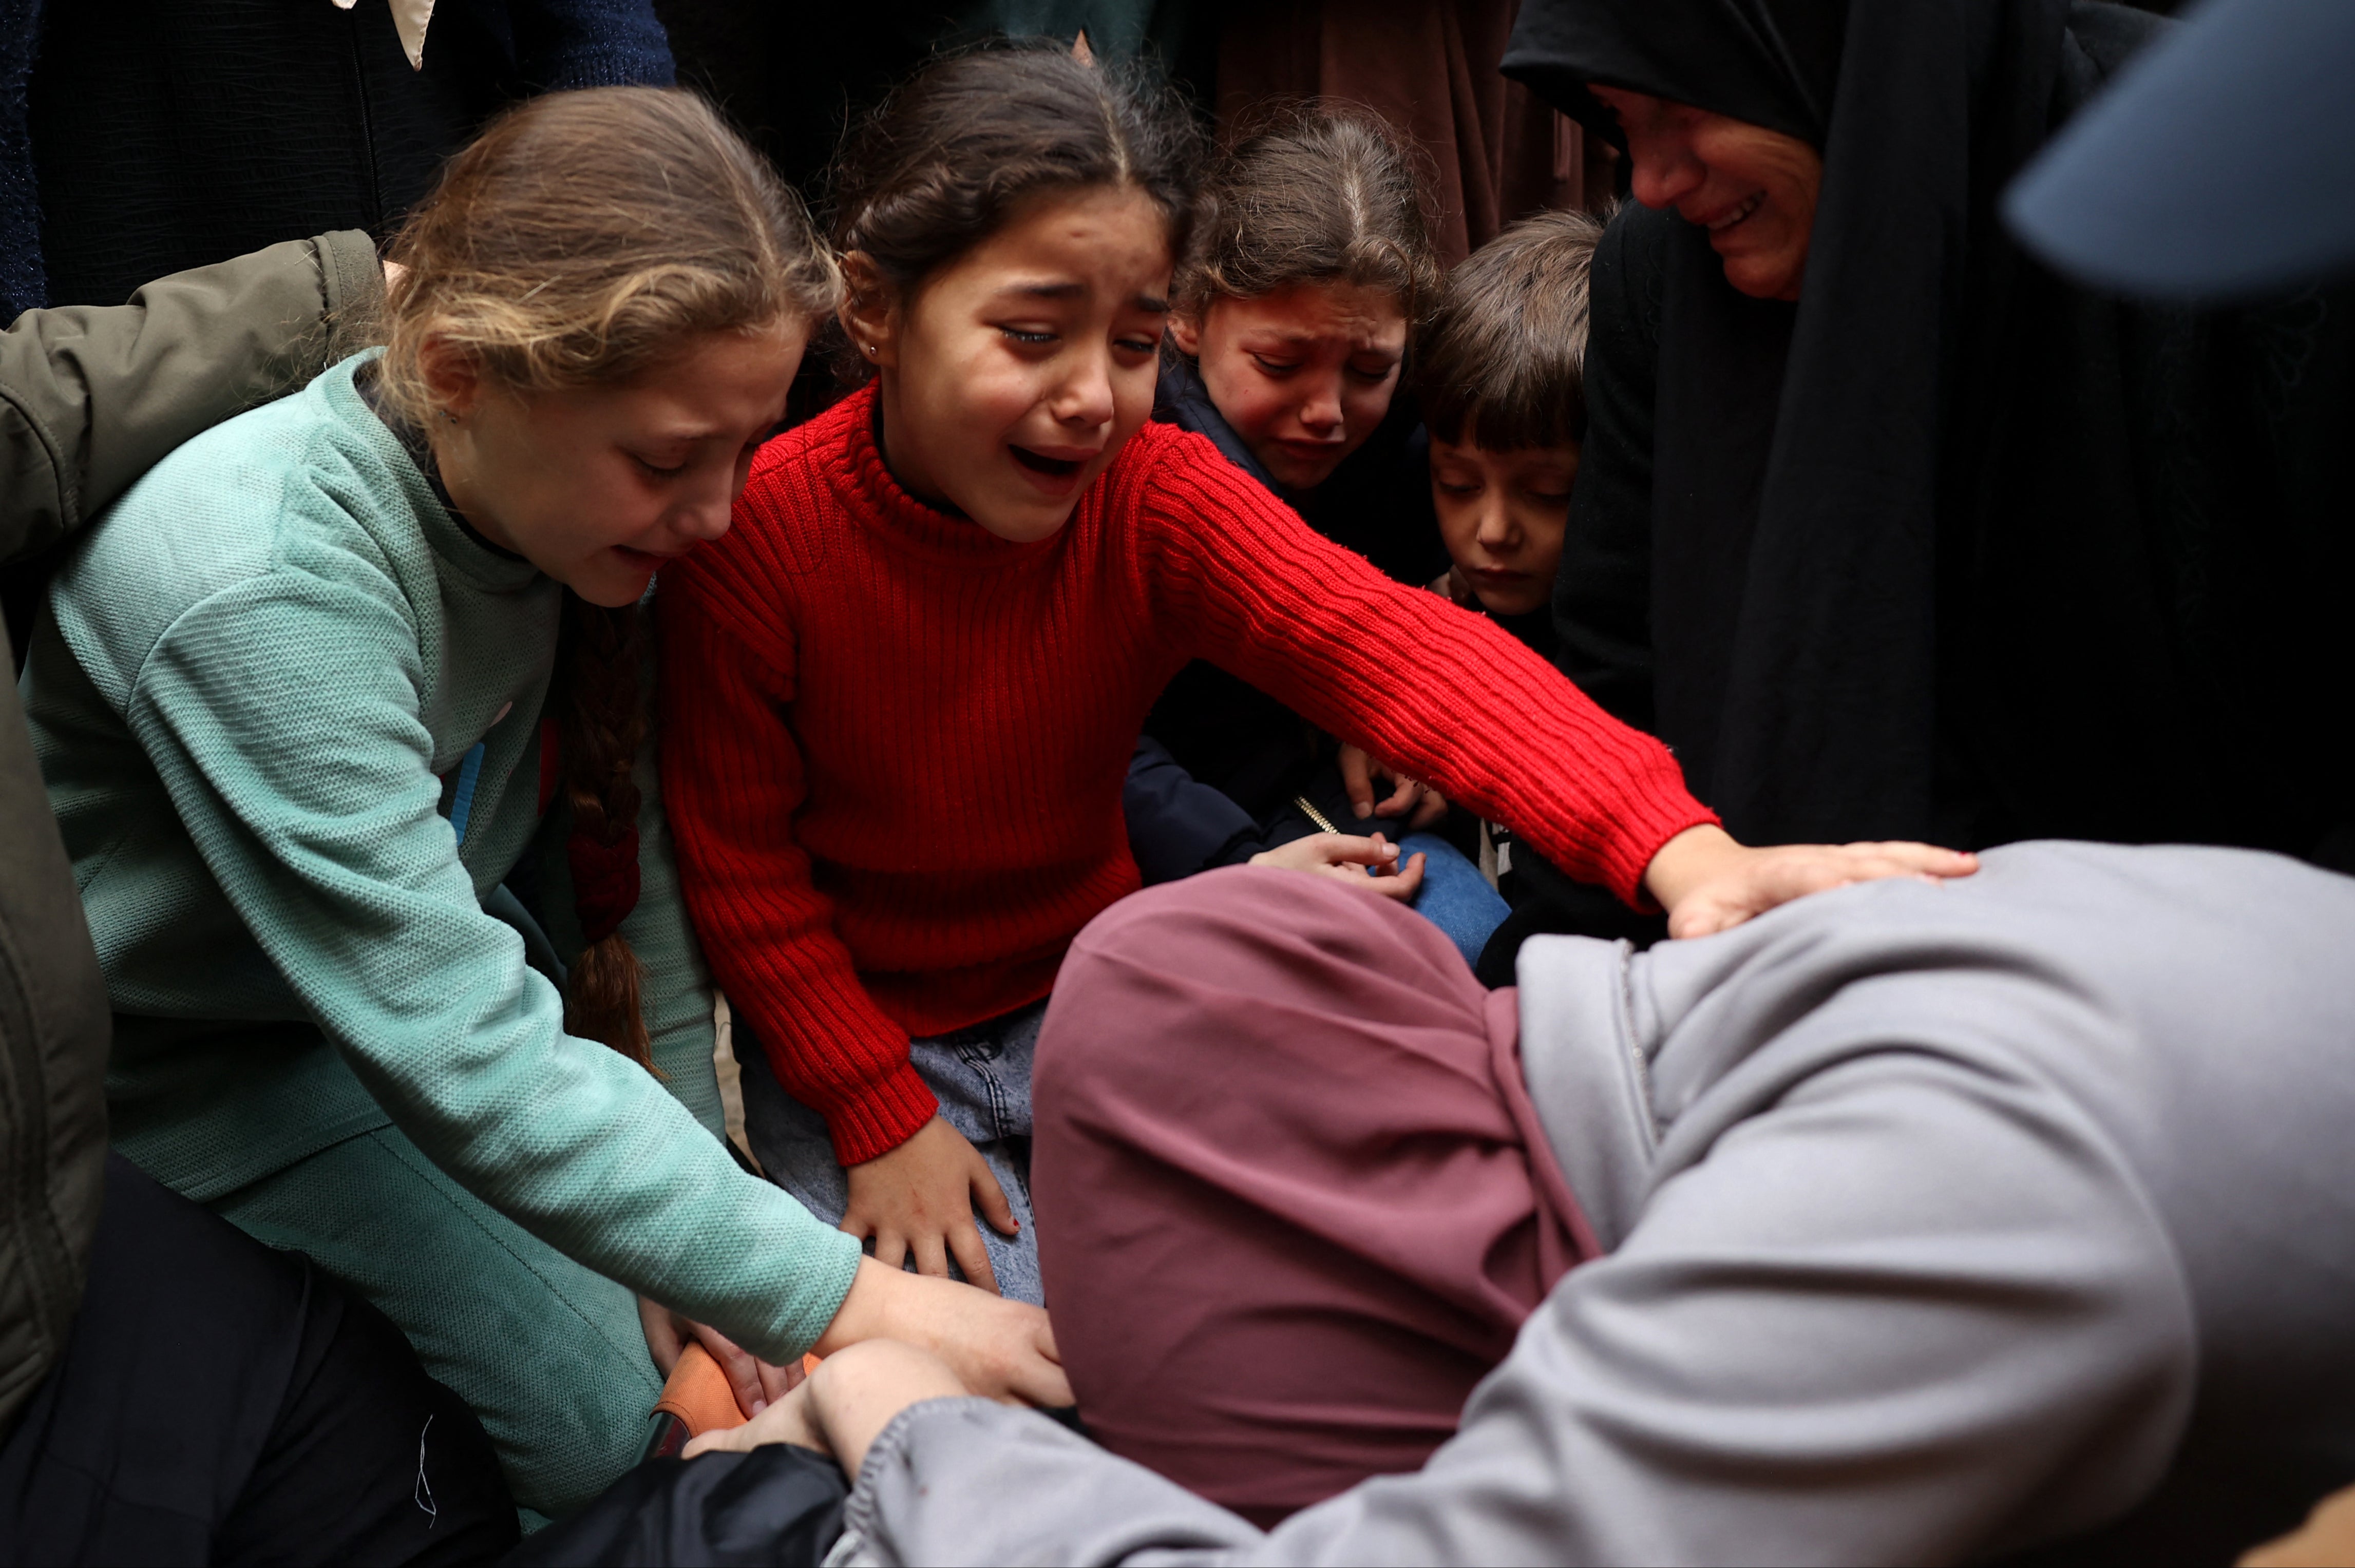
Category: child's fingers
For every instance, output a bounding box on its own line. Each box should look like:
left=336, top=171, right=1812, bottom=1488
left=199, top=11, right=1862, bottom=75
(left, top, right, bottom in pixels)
left=870, top=1227, right=909, bottom=1273
left=1001, top=1336, right=1075, bottom=1409
left=1409, top=790, right=1449, bottom=831
left=636, top=1296, right=686, bottom=1373
left=1332, top=846, right=1425, bottom=900
left=1377, top=774, right=1421, bottom=817
left=946, top=1220, right=1001, bottom=1296
left=1366, top=851, right=1427, bottom=901
left=1322, top=832, right=1399, bottom=869
left=1339, top=746, right=1377, bottom=819
left=692, top=1322, right=772, bottom=1417
left=757, top=1355, right=801, bottom=1407
left=1841, top=842, right=1979, bottom=877
left=970, top=1158, right=1019, bottom=1238
left=911, top=1231, right=955, bottom=1280
left=685, top=1379, right=828, bottom=1460
left=1251, top=834, right=1399, bottom=876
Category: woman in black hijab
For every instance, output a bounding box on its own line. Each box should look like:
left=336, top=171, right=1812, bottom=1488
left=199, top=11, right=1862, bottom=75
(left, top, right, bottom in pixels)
left=1496, top=0, right=2354, bottom=867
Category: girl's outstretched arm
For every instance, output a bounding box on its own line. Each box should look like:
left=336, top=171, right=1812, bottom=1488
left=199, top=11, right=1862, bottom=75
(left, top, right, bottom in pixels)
left=1137, top=427, right=1709, bottom=907
left=1133, top=428, right=1971, bottom=932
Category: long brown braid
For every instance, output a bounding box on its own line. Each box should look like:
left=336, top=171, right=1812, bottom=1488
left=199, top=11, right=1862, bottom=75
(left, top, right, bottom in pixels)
left=554, top=596, right=653, bottom=1066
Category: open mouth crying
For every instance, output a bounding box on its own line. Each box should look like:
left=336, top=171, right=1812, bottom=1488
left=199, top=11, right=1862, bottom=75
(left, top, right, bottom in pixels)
left=1011, top=445, right=1082, bottom=478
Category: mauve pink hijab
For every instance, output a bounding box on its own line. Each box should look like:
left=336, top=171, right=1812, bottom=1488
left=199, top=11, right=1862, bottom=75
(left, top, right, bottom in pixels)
left=1032, top=867, right=1598, bottom=1526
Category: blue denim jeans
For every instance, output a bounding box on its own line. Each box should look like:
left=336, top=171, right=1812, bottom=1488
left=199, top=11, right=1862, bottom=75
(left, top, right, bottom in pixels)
left=735, top=1002, right=1045, bottom=1306
left=1400, top=832, right=1511, bottom=971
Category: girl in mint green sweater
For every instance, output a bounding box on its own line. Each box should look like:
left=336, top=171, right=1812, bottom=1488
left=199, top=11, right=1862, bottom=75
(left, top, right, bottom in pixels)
left=18, top=88, right=1065, bottom=1521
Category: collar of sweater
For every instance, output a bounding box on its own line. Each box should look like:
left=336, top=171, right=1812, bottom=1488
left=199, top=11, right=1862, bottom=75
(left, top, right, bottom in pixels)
left=331, top=351, right=544, bottom=599
left=820, top=383, right=1075, bottom=570
left=329, top=0, right=434, bottom=70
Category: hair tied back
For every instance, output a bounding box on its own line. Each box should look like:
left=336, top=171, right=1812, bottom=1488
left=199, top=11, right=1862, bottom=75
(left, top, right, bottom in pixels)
left=373, top=87, right=840, bottom=1072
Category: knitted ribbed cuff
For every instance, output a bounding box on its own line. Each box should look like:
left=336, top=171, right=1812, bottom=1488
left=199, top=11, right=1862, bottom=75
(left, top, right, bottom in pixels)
left=824, top=1061, right=942, bottom=1168
left=1583, top=759, right=1722, bottom=907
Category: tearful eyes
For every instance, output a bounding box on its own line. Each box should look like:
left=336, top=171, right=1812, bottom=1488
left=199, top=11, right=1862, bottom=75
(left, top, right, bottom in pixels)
left=635, top=422, right=790, bottom=480
left=1000, top=327, right=1162, bottom=357
left=1249, top=355, right=1397, bottom=384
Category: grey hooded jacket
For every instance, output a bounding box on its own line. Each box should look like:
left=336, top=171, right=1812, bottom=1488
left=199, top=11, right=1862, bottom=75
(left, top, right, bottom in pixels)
left=833, top=842, right=2355, bottom=1565
left=0, top=230, right=383, bottom=1433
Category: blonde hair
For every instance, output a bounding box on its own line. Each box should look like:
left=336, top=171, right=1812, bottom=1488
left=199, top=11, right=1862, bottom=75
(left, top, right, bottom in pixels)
left=380, top=87, right=837, bottom=419
left=379, top=86, right=837, bottom=1069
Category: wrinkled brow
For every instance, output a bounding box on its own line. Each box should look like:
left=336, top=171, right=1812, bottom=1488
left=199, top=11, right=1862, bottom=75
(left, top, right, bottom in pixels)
left=993, top=280, right=1169, bottom=314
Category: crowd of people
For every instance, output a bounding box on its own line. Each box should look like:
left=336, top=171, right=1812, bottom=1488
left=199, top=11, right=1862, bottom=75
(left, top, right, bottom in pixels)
left=1, top=0, right=2351, bottom=1564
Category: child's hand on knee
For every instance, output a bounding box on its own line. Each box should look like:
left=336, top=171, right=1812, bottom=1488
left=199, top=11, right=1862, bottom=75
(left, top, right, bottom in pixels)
left=1252, top=831, right=1428, bottom=900
left=842, top=1117, right=1019, bottom=1294
left=1338, top=743, right=1449, bottom=830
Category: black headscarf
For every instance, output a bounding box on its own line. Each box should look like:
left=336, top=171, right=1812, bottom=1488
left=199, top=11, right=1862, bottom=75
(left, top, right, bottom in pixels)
left=1507, top=0, right=2355, bottom=864
left=1507, top=0, right=1849, bottom=147
left=1505, top=0, right=2099, bottom=843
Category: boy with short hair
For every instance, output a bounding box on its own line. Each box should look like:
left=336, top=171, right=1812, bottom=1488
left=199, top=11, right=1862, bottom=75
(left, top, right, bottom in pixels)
left=1415, top=206, right=1608, bottom=662
left=1412, top=208, right=1613, bottom=939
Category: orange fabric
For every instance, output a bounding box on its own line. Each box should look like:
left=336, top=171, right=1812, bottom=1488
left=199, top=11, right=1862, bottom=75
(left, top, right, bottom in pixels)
left=648, top=1348, right=827, bottom=1438
left=651, top=1343, right=745, bottom=1437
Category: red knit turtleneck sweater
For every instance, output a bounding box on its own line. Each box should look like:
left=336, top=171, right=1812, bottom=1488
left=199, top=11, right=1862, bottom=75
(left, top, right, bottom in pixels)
left=660, top=386, right=1715, bottom=1164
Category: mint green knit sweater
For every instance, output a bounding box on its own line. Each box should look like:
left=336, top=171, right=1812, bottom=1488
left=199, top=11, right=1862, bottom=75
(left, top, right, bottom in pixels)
left=20, top=353, right=860, bottom=1362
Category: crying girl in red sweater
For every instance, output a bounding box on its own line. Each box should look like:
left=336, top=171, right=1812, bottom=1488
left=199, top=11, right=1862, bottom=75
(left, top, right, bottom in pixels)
left=659, top=45, right=1972, bottom=1304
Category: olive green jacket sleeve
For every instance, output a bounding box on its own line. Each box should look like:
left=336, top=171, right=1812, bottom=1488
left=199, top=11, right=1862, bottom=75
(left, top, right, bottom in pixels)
left=1, top=228, right=384, bottom=564
left=0, top=230, right=384, bottom=1434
